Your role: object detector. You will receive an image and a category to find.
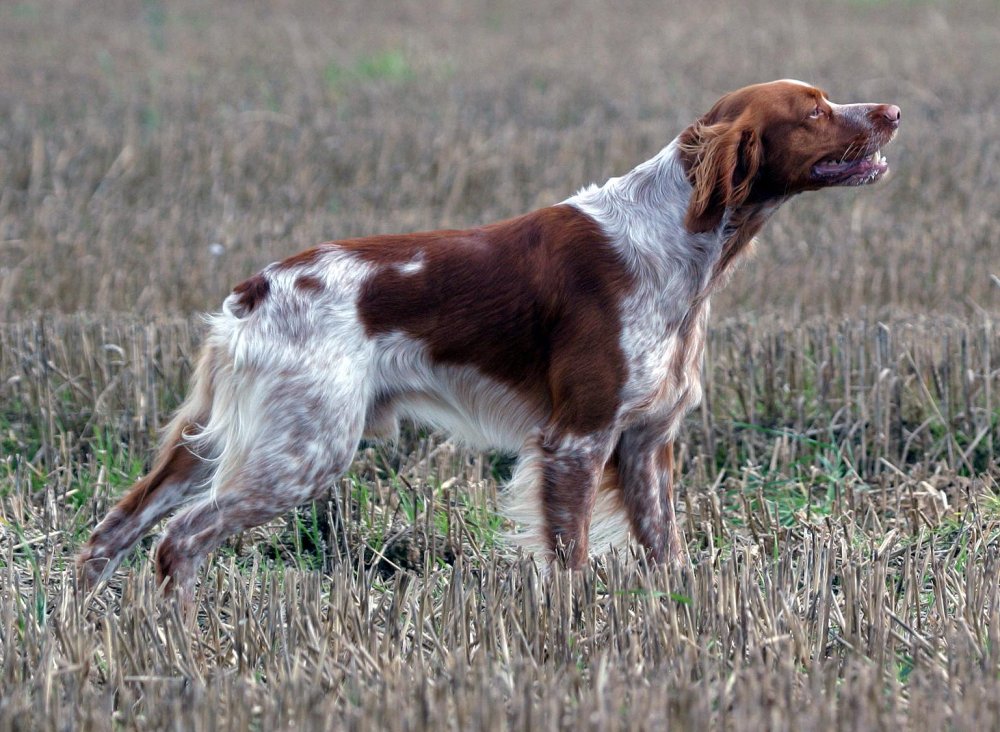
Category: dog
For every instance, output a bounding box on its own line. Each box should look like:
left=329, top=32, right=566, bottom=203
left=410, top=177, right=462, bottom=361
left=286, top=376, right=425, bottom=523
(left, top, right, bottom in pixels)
left=78, top=80, right=899, bottom=597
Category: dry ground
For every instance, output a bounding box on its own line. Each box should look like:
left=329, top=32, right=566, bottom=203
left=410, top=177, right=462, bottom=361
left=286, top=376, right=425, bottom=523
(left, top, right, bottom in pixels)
left=1, top=0, right=999, bottom=729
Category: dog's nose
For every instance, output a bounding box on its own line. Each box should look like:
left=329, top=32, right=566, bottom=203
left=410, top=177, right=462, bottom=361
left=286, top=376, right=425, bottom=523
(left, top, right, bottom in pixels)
left=881, top=105, right=901, bottom=124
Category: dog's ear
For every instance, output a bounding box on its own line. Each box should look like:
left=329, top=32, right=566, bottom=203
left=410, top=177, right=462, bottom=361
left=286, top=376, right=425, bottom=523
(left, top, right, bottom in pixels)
left=681, top=122, right=762, bottom=234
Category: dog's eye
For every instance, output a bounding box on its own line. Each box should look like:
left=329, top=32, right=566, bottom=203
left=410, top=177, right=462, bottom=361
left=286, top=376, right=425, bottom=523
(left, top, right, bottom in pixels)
left=808, top=105, right=824, bottom=120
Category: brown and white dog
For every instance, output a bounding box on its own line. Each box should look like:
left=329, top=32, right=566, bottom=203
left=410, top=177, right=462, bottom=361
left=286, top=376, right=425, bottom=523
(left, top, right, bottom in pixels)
left=78, top=80, right=899, bottom=596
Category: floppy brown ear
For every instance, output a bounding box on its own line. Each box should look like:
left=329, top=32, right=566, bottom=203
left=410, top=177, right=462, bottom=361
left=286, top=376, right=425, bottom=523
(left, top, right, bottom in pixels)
left=681, top=122, right=762, bottom=234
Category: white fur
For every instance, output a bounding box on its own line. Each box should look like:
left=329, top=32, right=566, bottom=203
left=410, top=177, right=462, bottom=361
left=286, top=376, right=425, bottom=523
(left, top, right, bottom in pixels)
left=188, top=251, right=376, bottom=504
left=394, top=252, right=426, bottom=276
left=778, top=78, right=814, bottom=88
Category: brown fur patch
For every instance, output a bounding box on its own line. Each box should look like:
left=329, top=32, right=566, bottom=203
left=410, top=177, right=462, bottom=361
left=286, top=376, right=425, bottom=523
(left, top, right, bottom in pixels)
left=231, top=273, right=270, bottom=315
left=350, top=205, right=634, bottom=435
left=154, top=536, right=184, bottom=589
left=274, top=246, right=327, bottom=271
left=294, top=274, right=325, bottom=293
left=95, top=437, right=200, bottom=537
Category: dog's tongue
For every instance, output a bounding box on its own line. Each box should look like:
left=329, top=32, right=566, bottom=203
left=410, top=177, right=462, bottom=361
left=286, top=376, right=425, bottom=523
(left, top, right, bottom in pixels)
left=814, top=159, right=859, bottom=174
left=813, top=149, right=886, bottom=178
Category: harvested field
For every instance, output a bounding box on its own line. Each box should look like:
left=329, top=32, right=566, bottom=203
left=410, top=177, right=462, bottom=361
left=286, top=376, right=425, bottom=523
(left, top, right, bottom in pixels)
left=2, top=315, right=999, bottom=729
left=1, top=0, right=999, bottom=729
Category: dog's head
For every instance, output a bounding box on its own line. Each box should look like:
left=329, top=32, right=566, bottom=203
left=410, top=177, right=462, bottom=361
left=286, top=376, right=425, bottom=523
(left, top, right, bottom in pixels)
left=679, top=79, right=900, bottom=233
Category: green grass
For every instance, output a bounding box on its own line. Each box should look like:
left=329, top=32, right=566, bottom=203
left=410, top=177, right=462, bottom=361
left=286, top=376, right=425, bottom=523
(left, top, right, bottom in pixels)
left=324, top=49, right=414, bottom=94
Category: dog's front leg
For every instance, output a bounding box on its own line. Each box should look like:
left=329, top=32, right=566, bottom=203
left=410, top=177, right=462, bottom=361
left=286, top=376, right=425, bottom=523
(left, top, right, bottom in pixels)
left=537, top=430, right=615, bottom=569
left=616, top=425, right=685, bottom=567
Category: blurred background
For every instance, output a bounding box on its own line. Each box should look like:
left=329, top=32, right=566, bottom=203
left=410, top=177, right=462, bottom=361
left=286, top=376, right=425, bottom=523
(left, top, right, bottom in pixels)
left=1, top=0, right=998, bottom=319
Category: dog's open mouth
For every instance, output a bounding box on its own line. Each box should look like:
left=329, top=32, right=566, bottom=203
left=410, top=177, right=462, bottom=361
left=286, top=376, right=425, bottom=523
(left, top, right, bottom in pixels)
left=811, top=148, right=889, bottom=186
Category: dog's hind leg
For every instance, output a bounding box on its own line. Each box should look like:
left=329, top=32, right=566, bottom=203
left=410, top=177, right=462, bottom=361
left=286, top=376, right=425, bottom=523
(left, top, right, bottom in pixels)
left=76, top=345, right=225, bottom=590
left=153, top=373, right=366, bottom=602
left=76, top=419, right=212, bottom=590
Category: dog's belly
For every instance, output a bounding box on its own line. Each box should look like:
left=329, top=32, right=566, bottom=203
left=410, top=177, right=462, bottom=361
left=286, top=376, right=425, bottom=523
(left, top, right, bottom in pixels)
left=368, top=392, right=542, bottom=452
left=367, top=336, right=545, bottom=451
left=394, top=380, right=543, bottom=452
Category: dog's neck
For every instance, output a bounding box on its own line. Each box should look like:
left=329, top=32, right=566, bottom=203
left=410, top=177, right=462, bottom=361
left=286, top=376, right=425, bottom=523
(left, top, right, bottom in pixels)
left=566, top=139, right=781, bottom=302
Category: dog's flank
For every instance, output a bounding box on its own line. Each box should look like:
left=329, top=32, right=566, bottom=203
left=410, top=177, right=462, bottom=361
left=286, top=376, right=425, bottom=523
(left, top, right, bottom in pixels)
left=77, top=80, right=899, bottom=597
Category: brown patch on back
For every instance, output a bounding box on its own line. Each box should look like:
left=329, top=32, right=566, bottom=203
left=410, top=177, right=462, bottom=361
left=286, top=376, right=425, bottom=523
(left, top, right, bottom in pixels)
left=295, top=274, right=325, bottom=293
left=350, top=205, right=634, bottom=435
left=274, top=246, right=327, bottom=271
left=231, top=273, right=270, bottom=316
